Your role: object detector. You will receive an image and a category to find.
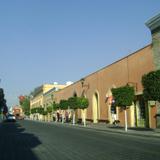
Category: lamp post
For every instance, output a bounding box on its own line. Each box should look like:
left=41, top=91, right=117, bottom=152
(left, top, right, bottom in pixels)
left=80, top=78, right=89, bottom=89
left=80, top=78, right=90, bottom=126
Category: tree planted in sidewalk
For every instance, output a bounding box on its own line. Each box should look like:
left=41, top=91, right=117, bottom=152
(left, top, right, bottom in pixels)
left=59, top=100, right=68, bottom=110
left=38, top=107, right=44, bottom=115
left=52, top=102, right=60, bottom=111
left=68, top=97, right=79, bottom=125
left=31, top=108, right=37, bottom=114
left=47, top=105, right=52, bottom=113
left=111, top=85, right=134, bottom=131
left=77, top=97, right=89, bottom=126
left=46, top=105, right=53, bottom=122
left=59, top=100, right=68, bottom=123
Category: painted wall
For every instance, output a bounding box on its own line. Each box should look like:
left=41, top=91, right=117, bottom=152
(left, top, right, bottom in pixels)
left=54, top=45, right=155, bottom=127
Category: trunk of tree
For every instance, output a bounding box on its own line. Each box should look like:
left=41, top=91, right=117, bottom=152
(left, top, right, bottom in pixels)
left=82, top=109, right=86, bottom=127
left=124, top=108, right=128, bottom=132
left=73, top=110, right=75, bottom=125
left=62, top=111, right=65, bottom=123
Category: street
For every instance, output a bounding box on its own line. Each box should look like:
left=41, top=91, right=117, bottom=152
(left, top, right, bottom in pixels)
left=0, top=120, right=160, bottom=160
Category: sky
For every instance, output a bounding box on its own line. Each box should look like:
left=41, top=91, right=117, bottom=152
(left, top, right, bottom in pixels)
left=0, top=0, right=160, bottom=107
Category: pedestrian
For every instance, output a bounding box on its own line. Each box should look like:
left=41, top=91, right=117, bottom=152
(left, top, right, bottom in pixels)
left=57, top=112, right=60, bottom=122
left=65, top=111, right=69, bottom=123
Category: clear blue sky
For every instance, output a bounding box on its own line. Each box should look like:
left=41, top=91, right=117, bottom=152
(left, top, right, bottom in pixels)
left=0, top=0, right=160, bottom=107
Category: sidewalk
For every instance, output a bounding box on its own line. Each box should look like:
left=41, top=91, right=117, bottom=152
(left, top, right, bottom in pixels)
left=52, top=121, right=160, bottom=138
left=28, top=119, right=160, bottom=138
left=81, top=123, right=160, bottom=138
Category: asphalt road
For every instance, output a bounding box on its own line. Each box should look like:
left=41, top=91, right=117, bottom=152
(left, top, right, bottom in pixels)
left=0, top=120, right=160, bottom=160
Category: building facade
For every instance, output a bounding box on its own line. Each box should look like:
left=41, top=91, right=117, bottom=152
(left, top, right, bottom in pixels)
left=52, top=13, right=160, bottom=128
left=30, top=83, right=67, bottom=120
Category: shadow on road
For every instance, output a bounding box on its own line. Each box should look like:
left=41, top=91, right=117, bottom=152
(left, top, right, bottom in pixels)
left=0, top=122, right=41, bottom=160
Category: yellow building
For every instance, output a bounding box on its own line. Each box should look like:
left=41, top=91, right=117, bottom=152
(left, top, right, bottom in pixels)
left=30, top=84, right=54, bottom=109
left=30, top=83, right=67, bottom=120
left=43, top=84, right=67, bottom=109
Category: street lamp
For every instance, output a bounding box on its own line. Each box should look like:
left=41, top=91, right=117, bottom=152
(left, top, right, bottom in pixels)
left=80, top=78, right=89, bottom=89
left=80, top=78, right=89, bottom=126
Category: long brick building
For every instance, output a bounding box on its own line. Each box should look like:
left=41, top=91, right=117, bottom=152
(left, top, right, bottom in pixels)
left=52, top=13, right=160, bottom=129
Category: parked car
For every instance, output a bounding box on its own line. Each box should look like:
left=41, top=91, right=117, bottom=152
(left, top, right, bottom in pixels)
left=5, top=114, right=16, bottom=122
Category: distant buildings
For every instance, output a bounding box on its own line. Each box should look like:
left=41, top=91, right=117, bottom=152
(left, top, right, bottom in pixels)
left=30, top=83, right=68, bottom=120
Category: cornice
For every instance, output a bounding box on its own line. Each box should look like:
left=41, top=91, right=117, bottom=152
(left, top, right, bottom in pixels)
left=145, top=13, right=160, bottom=32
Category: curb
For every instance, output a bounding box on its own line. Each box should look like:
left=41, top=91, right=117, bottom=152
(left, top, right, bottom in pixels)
left=73, top=125, right=160, bottom=139
left=49, top=121, right=160, bottom=139
left=26, top=119, right=160, bottom=139
left=155, top=128, right=160, bottom=133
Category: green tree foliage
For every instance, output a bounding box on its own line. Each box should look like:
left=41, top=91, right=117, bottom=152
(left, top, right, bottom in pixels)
left=31, top=108, right=37, bottom=114
left=77, top=97, right=89, bottom=126
left=47, top=105, right=53, bottom=113
left=0, top=88, right=8, bottom=114
left=111, top=85, right=135, bottom=132
left=77, top=97, right=89, bottom=110
left=59, top=100, right=68, bottom=110
left=52, top=102, right=59, bottom=111
left=0, top=88, right=5, bottom=109
left=111, top=85, right=135, bottom=108
left=68, top=97, right=79, bottom=110
left=42, top=110, right=48, bottom=116
left=19, top=95, right=25, bottom=105
left=37, top=107, right=44, bottom=115
left=19, top=96, right=30, bottom=115
left=142, top=70, right=160, bottom=102
left=31, top=107, right=47, bottom=115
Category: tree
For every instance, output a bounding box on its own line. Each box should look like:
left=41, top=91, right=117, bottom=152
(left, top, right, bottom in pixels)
left=19, top=95, right=30, bottom=116
left=111, top=85, right=134, bottom=131
left=77, top=97, right=89, bottom=126
left=0, top=88, right=8, bottom=116
left=19, top=95, right=25, bottom=105
left=68, top=97, right=79, bottom=125
left=52, top=102, right=59, bottom=111
left=142, top=70, right=160, bottom=102
left=37, top=107, right=44, bottom=115
left=59, top=100, right=68, bottom=110
left=31, top=108, right=37, bottom=114
left=42, top=110, right=48, bottom=116
left=47, top=105, right=53, bottom=113
left=46, top=105, right=53, bottom=122
left=59, top=100, right=68, bottom=123
left=0, top=88, right=5, bottom=109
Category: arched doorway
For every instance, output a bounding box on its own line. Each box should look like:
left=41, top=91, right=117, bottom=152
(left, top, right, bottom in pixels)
left=92, top=92, right=99, bottom=123
left=73, top=92, right=77, bottom=97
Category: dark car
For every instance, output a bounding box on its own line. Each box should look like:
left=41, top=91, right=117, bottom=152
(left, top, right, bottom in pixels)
left=5, top=114, right=16, bottom=122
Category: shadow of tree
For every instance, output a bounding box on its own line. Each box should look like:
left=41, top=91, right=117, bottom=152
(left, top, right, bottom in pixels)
left=0, top=122, right=41, bottom=160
